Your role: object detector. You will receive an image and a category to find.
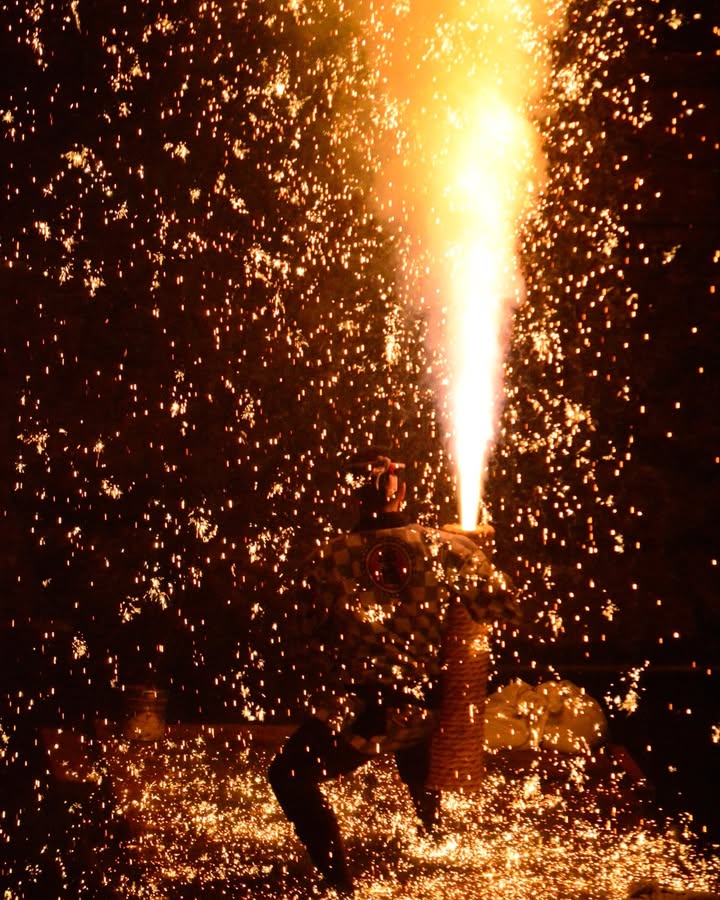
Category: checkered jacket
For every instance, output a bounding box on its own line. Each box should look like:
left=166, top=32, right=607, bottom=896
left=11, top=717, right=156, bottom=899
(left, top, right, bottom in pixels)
left=297, top=516, right=520, bottom=753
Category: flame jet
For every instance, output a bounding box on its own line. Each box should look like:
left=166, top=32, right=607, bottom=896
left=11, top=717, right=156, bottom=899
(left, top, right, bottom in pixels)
left=361, top=0, right=566, bottom=527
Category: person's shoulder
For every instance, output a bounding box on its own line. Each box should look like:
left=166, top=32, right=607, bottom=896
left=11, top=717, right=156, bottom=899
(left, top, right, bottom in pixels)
left=373, top=521, right=428, bottom=543
left=416, top=525, right=489, bottom=561
left=381, top=522, right=471, bottom=555
left=306, top=531, right=362, bottom=563
left=325, top=530, right=364, bottom=549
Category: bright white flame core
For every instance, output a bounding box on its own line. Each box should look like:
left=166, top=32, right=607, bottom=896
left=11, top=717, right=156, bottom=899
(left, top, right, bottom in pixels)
left=444, top=98, right=537, bottom=528
left=361, top=2, right=561, bottom=530
left=452, top=247, right=505, bottom=530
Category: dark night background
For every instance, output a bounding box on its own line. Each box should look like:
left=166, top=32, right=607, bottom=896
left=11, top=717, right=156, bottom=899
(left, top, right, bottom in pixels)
left=0, top=0, right=718, bottom=892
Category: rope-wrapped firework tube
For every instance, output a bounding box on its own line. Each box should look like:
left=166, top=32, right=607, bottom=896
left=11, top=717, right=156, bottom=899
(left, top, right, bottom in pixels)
left=427, top=603, right=490, bottom=791
left=427, top=522, right=494, bottom=792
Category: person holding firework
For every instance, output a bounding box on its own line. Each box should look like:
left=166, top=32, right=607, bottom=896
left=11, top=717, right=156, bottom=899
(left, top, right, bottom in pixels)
left=268, top=448, right=520, bottom=895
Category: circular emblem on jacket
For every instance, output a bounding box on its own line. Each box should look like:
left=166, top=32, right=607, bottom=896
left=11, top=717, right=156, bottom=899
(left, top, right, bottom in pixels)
left=365, top=538, right=414, bottom=594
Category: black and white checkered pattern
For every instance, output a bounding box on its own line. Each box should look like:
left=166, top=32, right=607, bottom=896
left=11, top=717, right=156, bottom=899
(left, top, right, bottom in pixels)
left=298, top=524, right=520, bottom=754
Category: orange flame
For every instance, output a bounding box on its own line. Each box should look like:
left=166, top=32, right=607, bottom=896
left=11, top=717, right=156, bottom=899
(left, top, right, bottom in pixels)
left=362, top=1, right=566, bottom=528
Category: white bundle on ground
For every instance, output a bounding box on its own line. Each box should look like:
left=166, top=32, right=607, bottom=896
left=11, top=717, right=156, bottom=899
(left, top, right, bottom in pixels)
left=485, top=679, right=609, bottom=754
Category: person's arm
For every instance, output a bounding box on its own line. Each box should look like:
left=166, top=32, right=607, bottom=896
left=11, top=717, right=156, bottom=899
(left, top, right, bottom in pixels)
left=442, top=540, right=522, bottom=624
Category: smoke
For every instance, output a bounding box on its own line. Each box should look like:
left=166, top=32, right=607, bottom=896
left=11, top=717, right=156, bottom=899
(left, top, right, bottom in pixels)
left=358, top=0, right=567, bottom=526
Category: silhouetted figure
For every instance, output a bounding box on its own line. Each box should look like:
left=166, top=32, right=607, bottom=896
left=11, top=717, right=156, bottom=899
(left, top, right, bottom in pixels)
left=268, top=449, right=520, bottom=895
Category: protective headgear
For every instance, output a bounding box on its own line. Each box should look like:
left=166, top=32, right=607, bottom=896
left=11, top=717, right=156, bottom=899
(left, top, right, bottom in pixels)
left=345, top=450, right=406, bottom=509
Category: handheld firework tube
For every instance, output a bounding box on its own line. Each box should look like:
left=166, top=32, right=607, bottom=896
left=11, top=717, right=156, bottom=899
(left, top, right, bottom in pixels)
left=427, top=523, right=494, bottom=792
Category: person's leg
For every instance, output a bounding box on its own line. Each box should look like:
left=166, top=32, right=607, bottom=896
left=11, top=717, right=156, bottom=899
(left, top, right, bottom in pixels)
left=394, top=738, right=441, bottom=835
left=268, top=717, right=368, bottom=893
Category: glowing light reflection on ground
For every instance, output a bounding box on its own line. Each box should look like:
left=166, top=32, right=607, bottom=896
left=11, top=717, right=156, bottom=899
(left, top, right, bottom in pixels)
left=86, top=730, right=720, bottom=899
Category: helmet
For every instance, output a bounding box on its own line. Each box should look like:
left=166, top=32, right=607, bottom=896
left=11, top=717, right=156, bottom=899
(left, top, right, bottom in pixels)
left=345, top=449, right=406, bottom=509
